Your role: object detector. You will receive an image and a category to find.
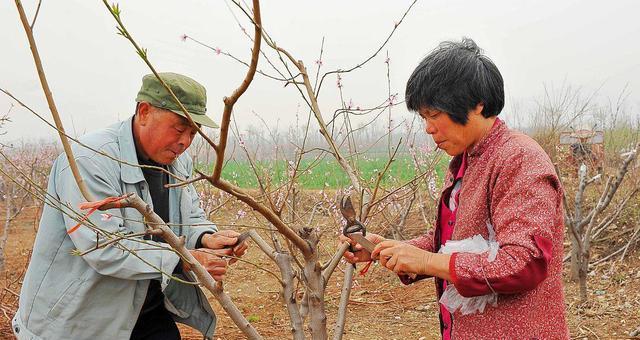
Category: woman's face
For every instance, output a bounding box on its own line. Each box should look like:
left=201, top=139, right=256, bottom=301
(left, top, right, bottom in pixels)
left=418, top=105, right=490, bottom=156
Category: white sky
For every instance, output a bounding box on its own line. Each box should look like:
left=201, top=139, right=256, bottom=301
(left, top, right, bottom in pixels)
left=1, top=0, right=639, bottom=142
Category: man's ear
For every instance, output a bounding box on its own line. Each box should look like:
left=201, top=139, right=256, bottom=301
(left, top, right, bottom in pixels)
left=136, top=102, right=152, bottom=126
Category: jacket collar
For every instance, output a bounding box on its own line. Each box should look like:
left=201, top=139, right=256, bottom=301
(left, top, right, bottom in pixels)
left=117, top=116, right=145, bottom=184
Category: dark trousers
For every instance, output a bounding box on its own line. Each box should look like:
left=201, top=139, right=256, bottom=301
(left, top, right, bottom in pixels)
left=130, top=305, right=180, bottom=340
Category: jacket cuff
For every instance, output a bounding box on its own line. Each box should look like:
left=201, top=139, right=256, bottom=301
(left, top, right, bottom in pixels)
left=195, top=231, right=215, bottom=249
left=454, top=235, right=553, bottom=297
left=449, top=252, right=459, bottom=285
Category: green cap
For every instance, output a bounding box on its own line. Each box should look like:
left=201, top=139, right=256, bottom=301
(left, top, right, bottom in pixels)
left=135, top=72, right=219, bottom=128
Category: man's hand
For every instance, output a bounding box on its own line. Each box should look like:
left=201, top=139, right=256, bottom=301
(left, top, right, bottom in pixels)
left=371, top=240, right=452, bottom=281
left=201, top=230, right=249, bottom=265
left=185, top=249, right=228, bottom=281
left=339, top=232, right=386, bottom=264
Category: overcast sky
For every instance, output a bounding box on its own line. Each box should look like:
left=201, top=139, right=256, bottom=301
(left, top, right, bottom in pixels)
left=1, top=0, right=639, bottom=142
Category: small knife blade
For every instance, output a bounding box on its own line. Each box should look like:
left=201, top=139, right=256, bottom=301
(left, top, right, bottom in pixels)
left=348, top=233, right=376, bottom=253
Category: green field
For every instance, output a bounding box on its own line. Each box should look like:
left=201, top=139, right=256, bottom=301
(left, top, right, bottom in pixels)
left=199, top=155, right=449, bottom=189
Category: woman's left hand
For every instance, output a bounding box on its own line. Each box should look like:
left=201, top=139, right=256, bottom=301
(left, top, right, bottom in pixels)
left=371, top=240, right=431, bottom=275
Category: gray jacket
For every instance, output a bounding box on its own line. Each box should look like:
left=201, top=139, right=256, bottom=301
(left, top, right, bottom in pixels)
left=13, top=117, right=217, bottom=339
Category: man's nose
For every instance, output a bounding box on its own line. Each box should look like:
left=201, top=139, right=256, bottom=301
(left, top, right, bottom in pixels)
left=178, top=131, right=193, bottom=147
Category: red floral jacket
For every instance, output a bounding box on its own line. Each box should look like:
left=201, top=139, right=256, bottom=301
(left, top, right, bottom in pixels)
left=405, top=120, right=569, bottom=339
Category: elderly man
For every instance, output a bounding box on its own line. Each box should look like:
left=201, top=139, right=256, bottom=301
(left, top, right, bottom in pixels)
left=13, top=73, right=246, bottom=339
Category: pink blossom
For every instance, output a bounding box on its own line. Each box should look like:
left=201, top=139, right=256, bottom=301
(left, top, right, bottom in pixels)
left=384, top=56, right=390, bottom=64
left=388, top=94, right=397, bottom=105
left=275, top=192, right=285, bottom=207
left=235, top=209, right=246, bottom=220
left=336, top=74, right=343, bottom=88
left=180, top=34, right=188, bottom=42
left=214, top=47, right=222, bottom=55
left=287, top=160, right=296, bottom=177
left=428, top=175, right=438, bottom=197
left=315, top=59, right=323, bottom=66
left=100, top=213, right=113, bottom=221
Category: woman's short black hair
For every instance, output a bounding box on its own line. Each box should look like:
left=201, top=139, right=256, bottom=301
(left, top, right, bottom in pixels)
left=405, top=38, right=504, bottom=125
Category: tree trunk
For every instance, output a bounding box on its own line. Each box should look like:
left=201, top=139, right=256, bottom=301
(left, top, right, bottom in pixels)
left=300, top=228, right=327, bottom=340
left=570, top=163, right=588, bottom=282
left=569, top=225, right=580, bottom=282
left=0, top=193, right=12, bottom=273
left=275, top=253, right=305, bottom=340
left=578, top=246, right=590, bottom=302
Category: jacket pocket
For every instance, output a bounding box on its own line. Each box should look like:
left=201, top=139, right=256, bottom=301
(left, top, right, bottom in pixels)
left=46, top=278, right=82, bottom=320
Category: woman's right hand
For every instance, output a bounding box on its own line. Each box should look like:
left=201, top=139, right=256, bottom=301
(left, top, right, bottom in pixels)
left=339, top=232, right=386, bottom=264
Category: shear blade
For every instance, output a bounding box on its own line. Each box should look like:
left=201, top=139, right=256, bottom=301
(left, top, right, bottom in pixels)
left=339, top=195, right=357, bottom=223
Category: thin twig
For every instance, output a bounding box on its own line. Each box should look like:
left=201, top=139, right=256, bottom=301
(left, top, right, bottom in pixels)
left=316, top=0, right=419, bottom=97
left=29, top=0, right=42, bottom=30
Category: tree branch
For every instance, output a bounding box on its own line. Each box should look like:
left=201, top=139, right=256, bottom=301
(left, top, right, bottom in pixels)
left=15, top=0, right=94, bottom=202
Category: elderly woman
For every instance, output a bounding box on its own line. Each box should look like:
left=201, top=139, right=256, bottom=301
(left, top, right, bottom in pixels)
left=343, top=38, right=568, bottom=339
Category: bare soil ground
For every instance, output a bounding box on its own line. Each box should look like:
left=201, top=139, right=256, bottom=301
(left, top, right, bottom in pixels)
left=1, top=204, right=639, bottom=339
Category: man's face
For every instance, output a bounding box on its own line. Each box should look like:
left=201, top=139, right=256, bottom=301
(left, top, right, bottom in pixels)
left=418, top=107, right=479, bottom=156
left=135, top=103, right=198, bottom=165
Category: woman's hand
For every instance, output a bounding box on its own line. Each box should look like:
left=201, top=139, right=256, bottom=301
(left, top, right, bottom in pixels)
left=339, top=232, right=386, bottom=263
left=371, top=240, right=429, bottom=274
left=372, top=240, right=452, bottom=280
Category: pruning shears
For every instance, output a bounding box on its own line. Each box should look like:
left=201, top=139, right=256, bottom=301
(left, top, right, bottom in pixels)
left=339, top=195, right=375, bottom=253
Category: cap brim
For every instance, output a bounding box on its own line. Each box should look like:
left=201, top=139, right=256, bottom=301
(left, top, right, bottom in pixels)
left=171, top=110, right=219, bottom=128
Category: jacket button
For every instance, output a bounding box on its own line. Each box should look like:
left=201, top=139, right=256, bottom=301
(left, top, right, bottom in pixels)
left=14, top=326, right=19, bottom=333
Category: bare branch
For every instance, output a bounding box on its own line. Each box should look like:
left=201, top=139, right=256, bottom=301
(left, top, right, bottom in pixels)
left=211, top=178, right=312, bottom=257
left=212, top=0, right=263, bottom=182
left=184, top=35, right=296, bottom=82
left=15, top=0, right=94, bottom=201
left=29, top=0, right=42, bottom=30
left=333, top=260, right=354, bottom=340
left=322, top=242, right=349, bottom=284
left=0, top=89, right=185, bottom=182
left=363, top=138, right=402, bottom=219
left=97, top=193, right=262, bottom=339
left=101, top=1, right=220, bottom=152
left=316, top=0, right=419, bottom=97
left=248, top=229, right=277, bottom=262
